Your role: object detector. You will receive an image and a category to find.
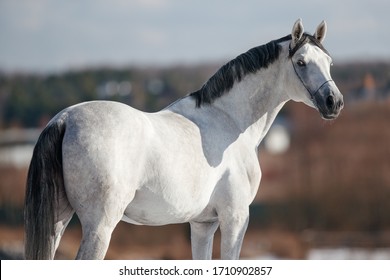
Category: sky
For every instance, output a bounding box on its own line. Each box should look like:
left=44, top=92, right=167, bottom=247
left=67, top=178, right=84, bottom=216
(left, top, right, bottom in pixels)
left=0, top=0, right=389, bottom=73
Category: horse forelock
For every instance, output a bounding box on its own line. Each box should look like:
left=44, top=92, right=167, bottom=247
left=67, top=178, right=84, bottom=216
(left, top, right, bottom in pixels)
left=190, top=35, right=292, bottom=107
left=288, top=33, right=330, bottom=58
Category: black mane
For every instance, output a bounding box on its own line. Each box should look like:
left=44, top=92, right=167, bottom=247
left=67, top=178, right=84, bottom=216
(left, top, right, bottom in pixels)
left=190, top=33, right=330, bottom=107
left=190, top=35, right=291, bottom=107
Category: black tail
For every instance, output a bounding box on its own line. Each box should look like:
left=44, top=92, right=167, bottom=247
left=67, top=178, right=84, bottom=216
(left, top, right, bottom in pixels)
left=24, top=119, right=66, bottom=259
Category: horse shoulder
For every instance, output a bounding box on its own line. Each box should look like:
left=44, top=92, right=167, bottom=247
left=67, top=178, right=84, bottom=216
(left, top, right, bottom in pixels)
left=227, top=143, right=262, bottom=202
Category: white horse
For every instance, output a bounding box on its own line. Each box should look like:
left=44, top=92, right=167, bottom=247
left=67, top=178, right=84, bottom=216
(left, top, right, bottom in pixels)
left=24, top=19, right=343, bottom=260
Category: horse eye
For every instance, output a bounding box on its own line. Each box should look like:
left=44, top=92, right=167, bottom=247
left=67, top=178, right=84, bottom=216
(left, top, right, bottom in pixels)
left=297, top=60, right=306, bottom=67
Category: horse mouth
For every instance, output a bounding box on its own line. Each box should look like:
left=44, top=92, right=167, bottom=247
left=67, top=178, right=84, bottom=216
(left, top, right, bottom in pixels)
left=320, top=112, right=339, bottom=120
left=318, top=106, right=342, bottom=120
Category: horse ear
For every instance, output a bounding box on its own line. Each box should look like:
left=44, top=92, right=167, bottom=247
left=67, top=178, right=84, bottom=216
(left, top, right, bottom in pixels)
left=291, top=18, right=304, bottom=48
left=314, top=20, right=327, bottom=43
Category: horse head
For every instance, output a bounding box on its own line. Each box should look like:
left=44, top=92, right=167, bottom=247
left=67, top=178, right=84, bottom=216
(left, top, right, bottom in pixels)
left=288, top=19, right=344, bottom=120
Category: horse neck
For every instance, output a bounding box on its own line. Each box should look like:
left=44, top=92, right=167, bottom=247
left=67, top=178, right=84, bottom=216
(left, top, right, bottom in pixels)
left=212, top=59, right=290, bottom=147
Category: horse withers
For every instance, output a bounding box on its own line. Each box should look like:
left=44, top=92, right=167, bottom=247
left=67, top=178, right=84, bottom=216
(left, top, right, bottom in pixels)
left=24, top=19, right=343, bottom=260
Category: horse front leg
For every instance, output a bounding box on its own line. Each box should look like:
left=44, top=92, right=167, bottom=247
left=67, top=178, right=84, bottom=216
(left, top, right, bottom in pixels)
left=219, top=209, right=249, bottom=260
left=190, top=221, right=219, bottom=260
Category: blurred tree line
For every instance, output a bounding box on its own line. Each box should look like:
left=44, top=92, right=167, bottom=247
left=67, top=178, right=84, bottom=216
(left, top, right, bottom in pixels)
left=1, top=61, right=390, bottom=129
left=0, top=65, right=216, bottom=128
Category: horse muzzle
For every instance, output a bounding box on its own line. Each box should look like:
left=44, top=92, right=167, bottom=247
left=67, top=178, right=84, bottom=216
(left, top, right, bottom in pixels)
left=314, top=82, right=344, bottom=120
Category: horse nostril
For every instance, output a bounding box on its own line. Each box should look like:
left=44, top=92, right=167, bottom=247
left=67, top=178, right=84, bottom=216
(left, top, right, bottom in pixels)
left=326, top=95, right=335, bottom=110
left=338, top=99, right=344, bottom=109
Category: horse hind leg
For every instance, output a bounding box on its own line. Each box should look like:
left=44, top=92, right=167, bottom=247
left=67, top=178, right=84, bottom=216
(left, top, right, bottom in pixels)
left=75, top=200, right=126, bottom=260
left=52, top=194, right=75, bottom=259
left=75, top=223, right=116, bottom=260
